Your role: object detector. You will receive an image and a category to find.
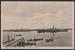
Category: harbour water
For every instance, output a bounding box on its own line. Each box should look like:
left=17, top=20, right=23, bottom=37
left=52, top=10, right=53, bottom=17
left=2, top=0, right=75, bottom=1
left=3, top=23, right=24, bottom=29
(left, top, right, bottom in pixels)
left=2, top=30, right=72, bottom=47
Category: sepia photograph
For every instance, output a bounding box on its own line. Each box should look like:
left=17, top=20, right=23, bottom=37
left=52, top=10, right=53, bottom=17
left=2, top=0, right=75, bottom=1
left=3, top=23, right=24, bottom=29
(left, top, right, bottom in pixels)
left=1, top=1, right=74, bottom=49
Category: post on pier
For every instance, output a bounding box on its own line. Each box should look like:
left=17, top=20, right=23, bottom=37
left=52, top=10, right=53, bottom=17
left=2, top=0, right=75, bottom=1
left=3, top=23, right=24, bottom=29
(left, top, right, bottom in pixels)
left=8, top=35, right=10, bottom=43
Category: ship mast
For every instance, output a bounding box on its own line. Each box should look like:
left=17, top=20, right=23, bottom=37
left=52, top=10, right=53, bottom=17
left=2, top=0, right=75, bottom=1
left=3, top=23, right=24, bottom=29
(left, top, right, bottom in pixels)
left=53, top=25, right=55, bottom=36
left=52, top=25, right=55, bottom=46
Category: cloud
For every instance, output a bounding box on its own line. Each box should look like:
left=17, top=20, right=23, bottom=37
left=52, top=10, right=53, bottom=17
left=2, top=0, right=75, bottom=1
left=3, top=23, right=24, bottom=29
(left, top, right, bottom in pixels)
left=1, top=2, right=73, bottom=29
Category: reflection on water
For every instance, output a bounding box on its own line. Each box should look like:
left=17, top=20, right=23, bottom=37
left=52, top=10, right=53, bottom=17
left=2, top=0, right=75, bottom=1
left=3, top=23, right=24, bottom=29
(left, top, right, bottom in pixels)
left=3, top=31, right=72, bottom=47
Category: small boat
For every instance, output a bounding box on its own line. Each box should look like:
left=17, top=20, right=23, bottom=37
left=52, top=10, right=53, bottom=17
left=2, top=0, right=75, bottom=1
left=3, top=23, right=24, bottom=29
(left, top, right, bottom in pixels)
left=27, top=38, right=43, bottom=42
left=45, top=38, right=53, bottom=42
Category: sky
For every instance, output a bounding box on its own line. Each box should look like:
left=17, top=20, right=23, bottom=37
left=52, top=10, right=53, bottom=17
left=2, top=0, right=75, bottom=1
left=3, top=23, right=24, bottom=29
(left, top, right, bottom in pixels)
left=1, top=1, right=74, bottom=29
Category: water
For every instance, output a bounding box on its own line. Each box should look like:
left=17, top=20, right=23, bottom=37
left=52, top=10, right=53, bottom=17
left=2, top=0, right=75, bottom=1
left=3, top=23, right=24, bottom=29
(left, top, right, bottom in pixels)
left=2, top=31, right=72, bottom=47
